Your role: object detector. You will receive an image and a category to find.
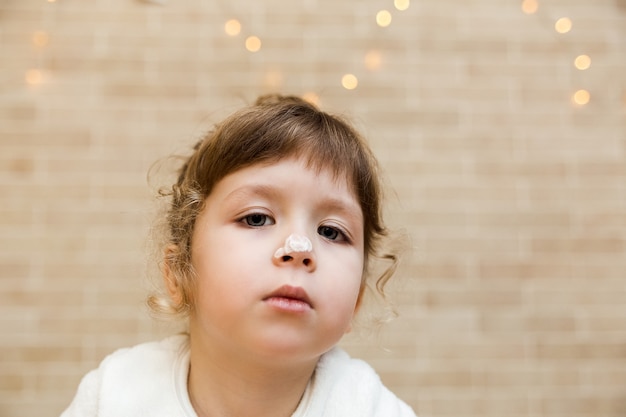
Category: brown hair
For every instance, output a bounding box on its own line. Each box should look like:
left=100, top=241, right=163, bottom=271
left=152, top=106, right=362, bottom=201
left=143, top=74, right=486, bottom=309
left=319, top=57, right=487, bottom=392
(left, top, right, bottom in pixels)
left=148, top=94, right=397, bottom=318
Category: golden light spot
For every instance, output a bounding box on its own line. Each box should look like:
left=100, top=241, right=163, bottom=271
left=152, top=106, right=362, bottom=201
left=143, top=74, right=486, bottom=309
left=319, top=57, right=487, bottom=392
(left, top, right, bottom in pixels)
left=555, top=17, right=572, bottom=34
left=245, top=36, right=261, bottom=52
left=394, top=0, right=410, bottom=11
left=32, top=31, right=49, bottom=48
left=264, top=70, right=283, bottom=88
left=224, top=19, right=241, bottom=36
left=341, top=73, right=358, bottom=90
left=364, top=50, right=382, bottom=71
left=521, top=0, right=538, bottom=14
left=302, top=92, right=320, bottom=106
left=574, top=54, right=591, bottom=70
left=376, top=10, right=392, bottom=27
left=25, top=69, right=44, bottom=85
left=572, top=89, right=590, bottom=106
left=47, top=0, right=56, bottom=3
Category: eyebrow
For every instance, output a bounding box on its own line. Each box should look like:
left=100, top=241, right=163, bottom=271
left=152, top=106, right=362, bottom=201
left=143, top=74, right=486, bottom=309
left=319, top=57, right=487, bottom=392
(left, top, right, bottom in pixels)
left=224, top=184, right=280, bottom=203
left=224, top=184, right=362, bottom=221
left=317, top=196, right=363, bottom=222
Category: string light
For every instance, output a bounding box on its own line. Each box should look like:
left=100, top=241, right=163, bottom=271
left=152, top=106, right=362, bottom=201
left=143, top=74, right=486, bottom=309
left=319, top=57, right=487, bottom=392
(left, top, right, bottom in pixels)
left=394, top=0, right=410, bottom=11
left=341, top=73, right=358, bottom=90
left=523, top=7, right=610, bottom=108
left=213, top=3, right=402, bottom=93
left=572, top=89, right=590, bottom=106
left=245, top=36, right=261, bottom=52
left=376, top=10, right=392, bottom=27
left=555, top=17, right=572, bottom=34
left=521, top=0, right=538, bottom=15
left=574, top=54, right=591, bottom=70
left=37, top=0, right=605, bottom=105
left=224, top=19, right=241, bottom=36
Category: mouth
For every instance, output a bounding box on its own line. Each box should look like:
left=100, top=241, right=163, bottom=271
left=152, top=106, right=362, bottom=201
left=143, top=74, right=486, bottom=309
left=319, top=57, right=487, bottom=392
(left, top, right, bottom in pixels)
left=263, top=285, right=313, bottom=312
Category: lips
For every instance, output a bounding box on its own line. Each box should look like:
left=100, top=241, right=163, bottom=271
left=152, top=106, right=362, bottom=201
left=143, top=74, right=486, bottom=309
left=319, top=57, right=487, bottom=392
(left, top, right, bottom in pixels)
left=263, top=285, right=313, bottom=309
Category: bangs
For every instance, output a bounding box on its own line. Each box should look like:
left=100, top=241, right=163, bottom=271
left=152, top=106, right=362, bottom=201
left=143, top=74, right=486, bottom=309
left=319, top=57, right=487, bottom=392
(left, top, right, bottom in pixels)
left=255, top=112, right=368, bottom=196
left=200, top=100, right=369, bottom=198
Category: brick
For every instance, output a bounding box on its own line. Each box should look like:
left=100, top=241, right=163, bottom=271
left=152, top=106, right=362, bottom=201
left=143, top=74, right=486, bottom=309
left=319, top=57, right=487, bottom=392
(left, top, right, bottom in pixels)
left=1, top=0, right=625, bottom=416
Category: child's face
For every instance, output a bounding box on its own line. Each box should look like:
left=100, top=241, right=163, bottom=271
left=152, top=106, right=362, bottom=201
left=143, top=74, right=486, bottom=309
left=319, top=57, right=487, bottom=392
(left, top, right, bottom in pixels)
left=187, top=157, right=364, bottom=364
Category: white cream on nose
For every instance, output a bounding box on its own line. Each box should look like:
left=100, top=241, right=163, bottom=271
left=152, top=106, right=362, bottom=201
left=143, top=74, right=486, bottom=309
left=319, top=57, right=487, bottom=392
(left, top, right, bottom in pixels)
left=274, top=234, right=313, bottom=258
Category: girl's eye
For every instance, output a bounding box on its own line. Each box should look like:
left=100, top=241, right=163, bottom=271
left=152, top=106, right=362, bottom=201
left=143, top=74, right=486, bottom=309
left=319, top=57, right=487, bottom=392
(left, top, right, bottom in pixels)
left=317, top=225, right=346, bottom=242
left=242, top=213, right=274, bottom=227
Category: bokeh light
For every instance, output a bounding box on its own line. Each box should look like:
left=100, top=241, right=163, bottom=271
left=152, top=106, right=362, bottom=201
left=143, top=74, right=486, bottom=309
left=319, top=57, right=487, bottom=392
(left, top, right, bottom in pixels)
left=364, top=50, right=382, bottom=71
left=264, top=70, right=283, bottom=88
left=25, top=69, right=44, bottom=85
left=394, top=0, right=410, bottom=11
left=572, top=89, right=590, bottom=106
left=574, top=54, right=591, bottom=70
left=376, top=10, right=392, bottom=27
left=555, top=17, right=572, bottom=34
left=245, top=36, right=261, bottom=52
left=341, top=73, right=358, bottom=90
left=302, top=92, right=320, bottom=106
left=224, top=19, right=241, bottom=36
left=521, top=0, right=538, bottom=14
left=32, top=31, right=49, bottom=48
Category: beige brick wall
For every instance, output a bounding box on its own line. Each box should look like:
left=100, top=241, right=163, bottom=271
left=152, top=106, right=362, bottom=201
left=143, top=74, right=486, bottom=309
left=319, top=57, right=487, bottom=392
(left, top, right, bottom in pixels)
left=1, top=0, right=625, bottom=416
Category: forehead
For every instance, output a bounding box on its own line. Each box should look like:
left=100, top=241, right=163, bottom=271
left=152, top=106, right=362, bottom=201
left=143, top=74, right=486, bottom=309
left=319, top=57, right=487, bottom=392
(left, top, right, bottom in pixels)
left=215, top=157, right=362, bottom=214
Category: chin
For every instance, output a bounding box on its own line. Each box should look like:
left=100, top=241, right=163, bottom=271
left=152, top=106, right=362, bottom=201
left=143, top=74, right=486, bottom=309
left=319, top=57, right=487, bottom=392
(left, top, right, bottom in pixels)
left=251, top=338, right=329, bottom=364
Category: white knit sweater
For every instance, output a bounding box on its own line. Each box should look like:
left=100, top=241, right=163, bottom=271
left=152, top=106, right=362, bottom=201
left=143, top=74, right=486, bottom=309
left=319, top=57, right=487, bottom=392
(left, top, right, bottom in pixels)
left=60, top=335, right=417, bottom=417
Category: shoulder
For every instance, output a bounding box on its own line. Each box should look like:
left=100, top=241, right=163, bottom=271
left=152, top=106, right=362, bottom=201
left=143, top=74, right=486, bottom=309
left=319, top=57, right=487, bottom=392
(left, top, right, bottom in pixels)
left=100, top=334, right=189, bottom=371
left=61, top=334, right=191, bottom=417
left=307, top=347, right=417, bottom=417
left=98, top=334, right=190, bottom=410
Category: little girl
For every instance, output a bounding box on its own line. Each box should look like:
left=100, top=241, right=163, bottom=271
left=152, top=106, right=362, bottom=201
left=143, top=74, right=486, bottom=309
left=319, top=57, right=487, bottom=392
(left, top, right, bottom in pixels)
left=61, top=94, right=417, bottom=417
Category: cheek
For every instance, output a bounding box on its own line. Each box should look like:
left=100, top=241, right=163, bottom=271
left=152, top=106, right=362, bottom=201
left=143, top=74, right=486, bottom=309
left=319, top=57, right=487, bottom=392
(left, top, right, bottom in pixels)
left=324, top=256, right=364, bottom=312
left=192, top=240, right=267, bottom=299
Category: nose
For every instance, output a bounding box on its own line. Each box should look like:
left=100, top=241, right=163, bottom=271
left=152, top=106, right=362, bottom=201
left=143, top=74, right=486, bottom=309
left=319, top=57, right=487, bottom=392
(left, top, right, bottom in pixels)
left=273, top=234, right=316, bottom=271
left=277, top=250, right=316, bottom=269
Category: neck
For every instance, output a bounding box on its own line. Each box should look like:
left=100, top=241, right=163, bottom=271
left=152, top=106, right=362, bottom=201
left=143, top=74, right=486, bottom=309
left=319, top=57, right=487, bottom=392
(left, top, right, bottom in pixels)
left=187, top=333, right=317, bottom=417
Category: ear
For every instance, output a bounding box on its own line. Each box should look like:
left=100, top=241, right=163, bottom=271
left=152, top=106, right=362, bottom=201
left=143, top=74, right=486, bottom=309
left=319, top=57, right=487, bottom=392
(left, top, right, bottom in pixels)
left=162, top=244, right=184, bottom=308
